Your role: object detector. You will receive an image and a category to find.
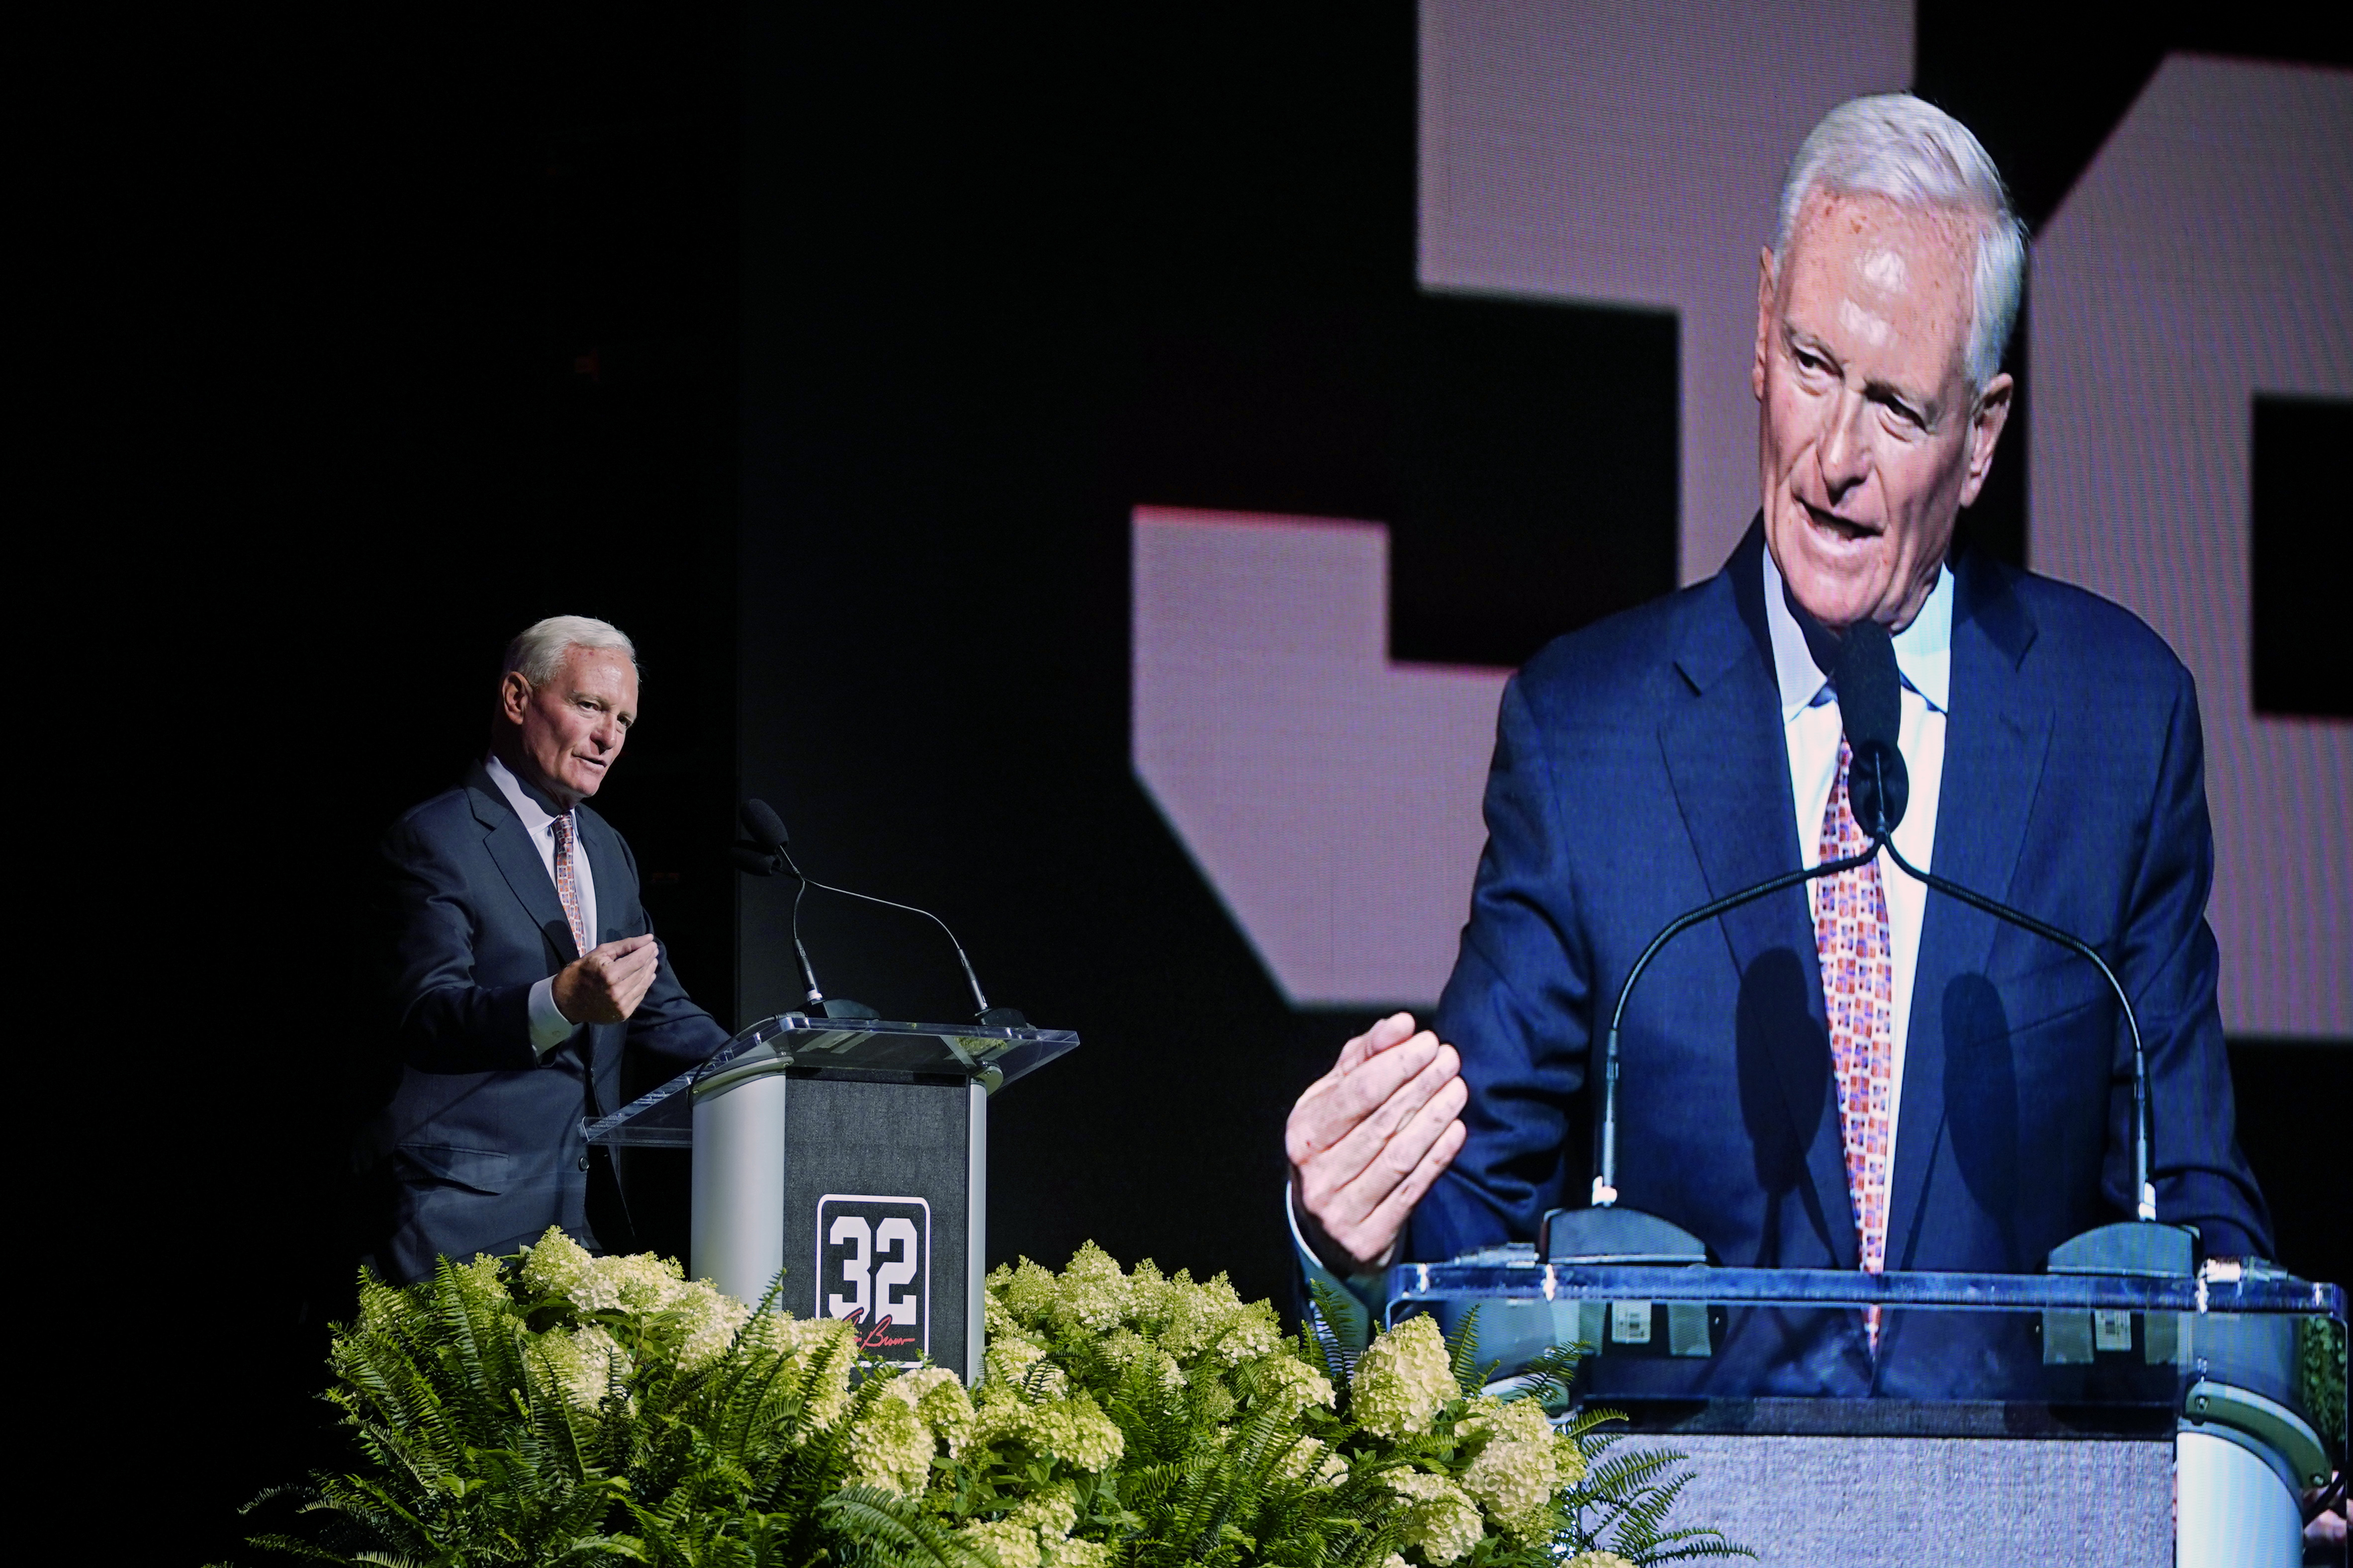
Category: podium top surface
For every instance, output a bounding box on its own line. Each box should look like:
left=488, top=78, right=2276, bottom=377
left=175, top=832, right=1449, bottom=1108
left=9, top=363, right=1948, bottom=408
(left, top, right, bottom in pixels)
left=1388, top=1252, right=2348, bottom=1320
left=585, top=1012, right=1079, bottom=1147
left=1385, top=1249, right=2348, bottom=1455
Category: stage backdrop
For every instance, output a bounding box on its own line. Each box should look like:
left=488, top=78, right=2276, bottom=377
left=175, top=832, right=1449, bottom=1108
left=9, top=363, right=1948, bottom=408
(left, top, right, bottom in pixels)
left=737, top=3, right=2350, bottom=1320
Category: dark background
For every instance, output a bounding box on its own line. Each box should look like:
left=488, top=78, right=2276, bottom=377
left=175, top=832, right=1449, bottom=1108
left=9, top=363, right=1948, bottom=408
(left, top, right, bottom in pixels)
left=128, top=5, right=2347, bottom=1559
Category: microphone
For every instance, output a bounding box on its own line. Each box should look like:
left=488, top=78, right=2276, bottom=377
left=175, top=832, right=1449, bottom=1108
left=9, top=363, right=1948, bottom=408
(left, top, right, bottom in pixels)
left=733, top=800, right=869, bottom=1018
left=1827, top=624, right=2188, bottom=1275
left=1833, top=619, right=1906, bottom=840
left=1562, top=617, right=2188, bottom=1276
left=733, top=797, right=1028, bottom=1029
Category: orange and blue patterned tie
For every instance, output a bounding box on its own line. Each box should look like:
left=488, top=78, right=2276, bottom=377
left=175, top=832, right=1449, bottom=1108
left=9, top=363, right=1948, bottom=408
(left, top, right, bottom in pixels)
left=1815, top=738, right=1895, bottom=1351
left=551, top=811, right=590, bottom=958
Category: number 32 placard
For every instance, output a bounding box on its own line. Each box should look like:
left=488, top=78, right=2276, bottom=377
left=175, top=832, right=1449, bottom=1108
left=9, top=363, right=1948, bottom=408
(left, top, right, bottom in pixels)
left=815, top=1195, right=930, bottom=1361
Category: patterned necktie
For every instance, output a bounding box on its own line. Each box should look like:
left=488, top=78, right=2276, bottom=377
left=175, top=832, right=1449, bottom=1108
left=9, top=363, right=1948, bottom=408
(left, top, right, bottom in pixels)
left=551, top=811, right=590, bottom=958
left=1815, top=738, right=1895, bottom=1349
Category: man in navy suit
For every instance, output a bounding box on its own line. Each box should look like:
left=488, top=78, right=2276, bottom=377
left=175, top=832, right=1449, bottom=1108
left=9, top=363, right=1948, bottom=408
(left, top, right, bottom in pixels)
left=1284, top=96, right=2269, bottom=1371
left=370, top=615, right=730, bottom=1282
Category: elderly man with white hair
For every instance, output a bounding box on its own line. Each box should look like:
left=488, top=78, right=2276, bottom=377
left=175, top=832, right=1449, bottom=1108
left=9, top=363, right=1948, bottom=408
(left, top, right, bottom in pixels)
left=368, top=615, right=730, bottom=1282
left=1285, top=95, right=2269, bottom=1390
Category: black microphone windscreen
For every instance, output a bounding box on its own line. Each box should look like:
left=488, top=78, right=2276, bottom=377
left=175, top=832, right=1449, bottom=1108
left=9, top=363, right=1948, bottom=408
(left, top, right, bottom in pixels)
left=740, top=798, right=790, bottom=852
left=1833, top=620, right=1901, bottom=758
left=729, top=843, right=783, bottom=876
left=1833, top=619, right=1908, bottom=836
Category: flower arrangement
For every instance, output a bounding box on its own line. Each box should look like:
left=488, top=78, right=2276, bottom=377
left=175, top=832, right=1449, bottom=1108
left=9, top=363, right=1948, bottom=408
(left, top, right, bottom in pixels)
left=229, top=1232, right=1745, bottom=1568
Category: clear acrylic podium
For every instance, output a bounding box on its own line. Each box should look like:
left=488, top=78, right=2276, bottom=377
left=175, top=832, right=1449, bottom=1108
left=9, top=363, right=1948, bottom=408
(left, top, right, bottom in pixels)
left=1390, top=1253, right=2346, bottom=1567
left=586, top=1013, right=1078, bottom=1382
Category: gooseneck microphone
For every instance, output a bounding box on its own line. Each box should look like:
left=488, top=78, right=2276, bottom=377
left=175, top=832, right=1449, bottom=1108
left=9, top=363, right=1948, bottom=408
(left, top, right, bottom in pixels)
left=1822, top=626, right=2184, bottom=1273
left=734, top=800, right=844, bottom=1014
left=1571, top=616, right=2187, bottom=1276
left=732, top=798, right=1028, bottom=1029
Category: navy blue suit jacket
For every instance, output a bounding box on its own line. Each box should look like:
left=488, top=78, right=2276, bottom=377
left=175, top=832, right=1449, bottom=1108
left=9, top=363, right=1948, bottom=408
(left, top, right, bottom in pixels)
left=372, top=762, right=729, bottom=1282
left=1410, top=523, right=2269, bottom=1393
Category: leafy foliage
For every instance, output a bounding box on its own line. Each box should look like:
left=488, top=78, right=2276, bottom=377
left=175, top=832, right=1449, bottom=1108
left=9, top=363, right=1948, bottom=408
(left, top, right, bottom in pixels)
left=228, top=1234, right=1745, bottom=1568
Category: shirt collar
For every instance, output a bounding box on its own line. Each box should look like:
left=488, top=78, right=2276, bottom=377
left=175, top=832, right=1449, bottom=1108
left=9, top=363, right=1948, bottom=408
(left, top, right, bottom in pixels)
left=1761, top=543, right=1952, bottom=722
left=485, top=753, right=572, bottom=839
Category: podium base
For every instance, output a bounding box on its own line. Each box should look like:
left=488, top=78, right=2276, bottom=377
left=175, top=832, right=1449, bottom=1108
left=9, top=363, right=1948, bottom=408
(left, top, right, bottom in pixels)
left=1540, top=1205, right=1710, bottom=1264
left=2045, top=1221, right=2198, bottom=1278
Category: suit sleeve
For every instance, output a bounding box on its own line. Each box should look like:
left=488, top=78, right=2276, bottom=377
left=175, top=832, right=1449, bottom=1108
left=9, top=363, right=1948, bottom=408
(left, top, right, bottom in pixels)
left=1411, top=673, right=1595, bottom=1260
left=2109, top=663, right=2272, bottom=1260
left=608, top=831, right=732, bottom=1064
left=381, top=816, right=539, bottom=1074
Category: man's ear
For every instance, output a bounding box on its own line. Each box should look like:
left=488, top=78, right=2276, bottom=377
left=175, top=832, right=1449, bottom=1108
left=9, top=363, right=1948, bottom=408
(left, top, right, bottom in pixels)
left=1959, top=372, right=2014, bottom=508
left=498, top=671, right=534, bottom=726
left=1752, top=246, right=1777, bottom=402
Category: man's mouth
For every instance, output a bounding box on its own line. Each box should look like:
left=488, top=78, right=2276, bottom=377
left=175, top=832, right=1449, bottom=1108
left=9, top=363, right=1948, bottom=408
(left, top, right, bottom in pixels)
left=1800, top=498, right=1881, bottom=543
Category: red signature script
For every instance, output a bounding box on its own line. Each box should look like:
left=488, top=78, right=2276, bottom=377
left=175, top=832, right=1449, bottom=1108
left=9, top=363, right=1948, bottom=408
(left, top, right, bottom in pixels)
left=839, top=1307, right=919, bottom=1352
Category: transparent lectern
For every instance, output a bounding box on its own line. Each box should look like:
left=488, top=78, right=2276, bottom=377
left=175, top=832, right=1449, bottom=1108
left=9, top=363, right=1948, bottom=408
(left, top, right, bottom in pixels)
left=586, top=1013, right=1078, bottom=1382
left=1391, top=1254, right=2346, bottom=1568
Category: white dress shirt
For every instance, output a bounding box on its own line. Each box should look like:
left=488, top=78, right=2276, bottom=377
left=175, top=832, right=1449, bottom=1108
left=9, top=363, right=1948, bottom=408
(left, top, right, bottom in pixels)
left=485, top=754, right=599, bottom=1057
left=1760, top=546, right=1951, bottom=1184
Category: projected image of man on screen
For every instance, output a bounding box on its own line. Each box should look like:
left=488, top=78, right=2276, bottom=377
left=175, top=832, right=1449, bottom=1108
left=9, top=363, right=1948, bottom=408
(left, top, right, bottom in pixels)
left=1284, top=95, right=2270, bottom=1383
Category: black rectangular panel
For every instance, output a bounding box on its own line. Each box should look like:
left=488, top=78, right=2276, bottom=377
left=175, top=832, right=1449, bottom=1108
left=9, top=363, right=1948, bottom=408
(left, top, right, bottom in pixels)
left=783, top=1076, right=973, bottom=1379
left=2253, top=394, right=2353, bottom=718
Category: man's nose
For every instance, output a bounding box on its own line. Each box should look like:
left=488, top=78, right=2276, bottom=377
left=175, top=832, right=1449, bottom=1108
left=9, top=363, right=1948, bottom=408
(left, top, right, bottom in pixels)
left=1816, top=388, right=1872, bottom=498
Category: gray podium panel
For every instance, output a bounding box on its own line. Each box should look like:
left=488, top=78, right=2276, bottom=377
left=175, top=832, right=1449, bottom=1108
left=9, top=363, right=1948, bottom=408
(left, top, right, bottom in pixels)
left=783, top=1076, right=984, bottom=1382
left=1658, top=1434, right=2172, bottom=1567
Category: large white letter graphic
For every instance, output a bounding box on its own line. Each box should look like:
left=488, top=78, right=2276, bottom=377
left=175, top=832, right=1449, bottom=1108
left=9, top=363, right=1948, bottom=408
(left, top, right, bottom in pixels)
left=2030, top=57, right=2351, bottom=1036
left=1132, top=509, right=1506, bottom=1007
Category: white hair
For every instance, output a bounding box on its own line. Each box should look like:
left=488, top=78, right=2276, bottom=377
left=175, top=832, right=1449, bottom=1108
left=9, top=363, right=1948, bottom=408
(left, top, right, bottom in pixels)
left=500, top=614, right=638, bottom=688
left=1771, top=93, right=2027, bottom=391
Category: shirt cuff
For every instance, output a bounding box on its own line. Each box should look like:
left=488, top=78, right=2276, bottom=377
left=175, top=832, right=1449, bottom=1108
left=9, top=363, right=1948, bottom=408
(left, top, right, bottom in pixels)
left=528, top=976, right=580, bottom=1057
left=1286, top=1183, right=1394, bottom=1338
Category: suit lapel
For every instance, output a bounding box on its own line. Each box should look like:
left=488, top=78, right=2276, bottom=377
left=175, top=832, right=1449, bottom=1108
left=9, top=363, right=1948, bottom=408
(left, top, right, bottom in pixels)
left=467, top=763, right=580, bottom=962
left=1659, top=523, right=1858, bottom=1269
left=1884, top=551, right=2049, bottom=1267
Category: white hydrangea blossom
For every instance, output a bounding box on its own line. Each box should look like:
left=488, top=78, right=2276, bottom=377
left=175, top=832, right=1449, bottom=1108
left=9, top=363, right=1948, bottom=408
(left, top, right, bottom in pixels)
left=1047, top=1537, right=1112, bottom=1568
left=1456, top=1395, right=1561, bottom=1539
left=984, top=1327, right=1070, bottom=1398
left=451, top=1253, right=509, bottom=1306
left=971, top=1383, right=1125, bottom=1472
left=958, top=1518, right=1043, bottom=1568
left=536, top=1323, right=632, bottom=1409
left=1252, top=1352, right=1335, bottom=1417
left=661, top=1279, right=753, bottom=1372
left=598, top=1252, right=689, bottom=1313
left=1382, top=1468, right=1486, bottom=1564
left=1350, top=1315, right=1457, bottom=1437
left=1553, top=1430, right=1590, bottom=1487
left=846, top=1386, right=935, bottom=1496
left=741, top=1312, right=857, bottom=1429
left=955, top=1481, right=1091, bottom=1568
left=889, top=1366, right=977, bottom=1458
left=1564, top=1555, right=1636, bottom=1568
left=1273, top=1435, right=1348, bottom=1486
left=518, top=1227, right=602, bottom=1305
left=991, top=1257, right=1064, bottom=1326
left=1049, top=1243, right=1136, bottom=1333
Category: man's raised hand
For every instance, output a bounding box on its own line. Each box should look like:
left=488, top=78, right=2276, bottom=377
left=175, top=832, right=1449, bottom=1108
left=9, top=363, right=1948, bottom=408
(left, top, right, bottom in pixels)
left=552, top=934, right=661, bottom=1025
left=1285, top=1012, right=1468, bottom=1275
